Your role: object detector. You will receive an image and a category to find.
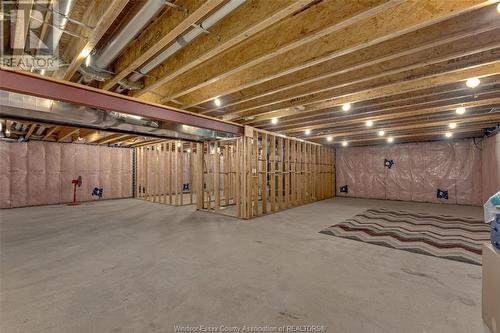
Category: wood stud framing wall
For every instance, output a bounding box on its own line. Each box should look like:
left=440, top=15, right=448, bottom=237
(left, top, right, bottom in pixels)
left=135, top=140, right=200, bottom=206
left=134, top=127, right=335, bottom=219
left=198, top=126, right=335, bottom=219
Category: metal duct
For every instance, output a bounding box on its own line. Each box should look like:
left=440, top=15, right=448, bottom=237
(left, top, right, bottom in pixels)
left=93, top=0, right=167, bottom=69
left=78, top=65, right=113, bottom=82
left=45, top=0, right=77, bottom=54
left=123, top=0, right=245, bottom=88
left=0, top=90, right=234, bottom=142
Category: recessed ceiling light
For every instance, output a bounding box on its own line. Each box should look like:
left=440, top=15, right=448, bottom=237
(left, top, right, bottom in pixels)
left=186, top=148, right=191, bottom=153
left=80, top=47, right=92, bottom=58
left=40, top=69, right=46, bottom=75
left=378, top=130, right=385, bottom=136
left=366, top=120, right=373, bottom=127
left=448, top=122, right=457, bottom=129
left=271, top=117, right=278, bottom=125
left=327, top=136, right=333, bottom=142
left=456, top=107, right=466, bottom=115
left=445, top=132, right=453, bottom=138
left=466, top=77, right=480, bottom=88
left=342, top=103, right=351, bottom=112
left=387, top=137, right=394, bottom=143
left=214, top=98, right=221, bottom=107
left=342, top=140, right=348, bottom=147
left=305, top=129, right=311, bottom=135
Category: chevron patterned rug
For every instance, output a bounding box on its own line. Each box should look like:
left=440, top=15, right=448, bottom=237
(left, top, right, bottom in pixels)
left=320, top=208, right=490, bottom=265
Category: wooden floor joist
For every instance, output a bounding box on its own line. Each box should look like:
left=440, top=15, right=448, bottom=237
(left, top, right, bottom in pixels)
left=5, top=0, right=499, bottom=149
left=169, top=0, right=493, bottom=109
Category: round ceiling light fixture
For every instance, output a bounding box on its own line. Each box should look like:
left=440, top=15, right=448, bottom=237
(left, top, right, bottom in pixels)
left=342, top=103, right=351, bottom=112
left=466, top=77, right=480, bottom=89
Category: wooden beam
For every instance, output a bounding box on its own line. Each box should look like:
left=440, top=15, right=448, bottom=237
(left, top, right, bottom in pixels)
left=56, top=0, right=129, bottom=80
left=198, top=5, right=500, bottom=113
left=132, top=139, right=167, bottom=148
left=329, top=126, right=487, bottom=145
left=109, top=135, right=137, bottom=145
left=242, top=60, right=500, bottom=123
left=57, top=127, right=79, bottom=142
left=25, top=123, right=37, bottom=138
left=308, top=113, right=500, bottom=140
left=210, top=28, right=500, bottom=116
left=259, top=81, right=500, bottom=129
left=131, top=0, right=325, bottom=98
left=147, top=0, right=401, bottom=102
left=42, top=125, right=59, bottom=140
left=166, top=0, right=493, bottom=108
left=101, top=0, right=225, bottom=91
left=98, top=134, right=131, bottom=145
left=84, top=131, right=112, bottom=143
left=237, top=48, right=500, bottom=121
left=284, top=97, right=500, bottom=134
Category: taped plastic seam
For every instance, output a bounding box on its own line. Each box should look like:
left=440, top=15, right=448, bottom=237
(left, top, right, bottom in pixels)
left=0, top=141, right=133, bottom=208
left=335, top=139, right=485, bottom=206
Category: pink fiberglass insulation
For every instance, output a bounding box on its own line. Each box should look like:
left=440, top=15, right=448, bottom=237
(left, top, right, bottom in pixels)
left=45, top=142, right=61, bottom=204
left=482, top=133, right=500, bottom=202
left=0, top=141, right=133, bottom=208
left=0, top=142, right=11, bottom=208
left=27, top=141, right=46, bottom=206
left=10, top=142, right=28, bottom=207
left=336, top=138, right=484, bottom=206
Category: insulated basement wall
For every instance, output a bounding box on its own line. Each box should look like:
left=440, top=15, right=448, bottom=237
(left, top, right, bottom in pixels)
left=336, top=138, right=484, bottom=206
left=0, top=141, right=133, bottom=208
left=482, top=133, right=500, bottom=202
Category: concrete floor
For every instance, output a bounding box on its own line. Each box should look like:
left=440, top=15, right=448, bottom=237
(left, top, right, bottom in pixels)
left=0, top=198, right=489, bottom=333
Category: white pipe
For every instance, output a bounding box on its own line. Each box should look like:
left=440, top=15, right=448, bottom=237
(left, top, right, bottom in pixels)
left=94, top=0, right=166, bottom=69
left=126, top=0, right=245, bottom=84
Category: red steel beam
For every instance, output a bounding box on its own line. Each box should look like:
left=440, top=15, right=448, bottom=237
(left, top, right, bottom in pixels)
left=0, top=67, right=243, bottom=135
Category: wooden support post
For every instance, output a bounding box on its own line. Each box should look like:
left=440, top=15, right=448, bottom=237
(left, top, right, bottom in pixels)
left=261, top=133, right=267, bottom=215
left=223, top=144, right=229, bottom=206
left=196, top=142, right=204, bottom=210
left=145, top=146, right=150, bottom=201
left=277, top=137, right=283, bottom=210
left=253, top=131, right=259, bottom=217
left=285, top=139, right=290, bottom=209
left=270, top=135, right=276, bottom=212
left=214, top=142, right=220, bottom=211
